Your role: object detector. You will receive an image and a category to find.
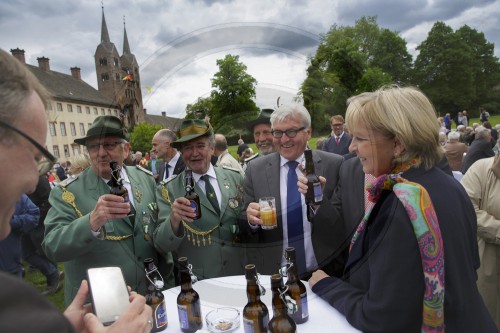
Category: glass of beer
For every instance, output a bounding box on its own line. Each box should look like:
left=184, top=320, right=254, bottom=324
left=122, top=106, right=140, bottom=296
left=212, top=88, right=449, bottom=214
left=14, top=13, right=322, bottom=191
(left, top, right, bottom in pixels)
left=259, top=197, right=277, bottom=230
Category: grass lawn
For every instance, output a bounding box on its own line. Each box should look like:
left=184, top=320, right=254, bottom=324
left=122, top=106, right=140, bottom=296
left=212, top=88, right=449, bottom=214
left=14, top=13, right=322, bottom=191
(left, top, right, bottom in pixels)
left=24, top=263, right=65, bottom=311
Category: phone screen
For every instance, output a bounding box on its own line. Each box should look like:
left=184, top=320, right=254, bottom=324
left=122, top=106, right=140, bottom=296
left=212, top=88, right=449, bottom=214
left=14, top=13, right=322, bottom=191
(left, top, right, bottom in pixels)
left=87, top=267, right=130, bottom=326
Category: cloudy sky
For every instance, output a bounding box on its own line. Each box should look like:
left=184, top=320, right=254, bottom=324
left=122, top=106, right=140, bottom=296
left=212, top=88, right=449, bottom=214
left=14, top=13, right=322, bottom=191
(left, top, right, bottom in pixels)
left=1, top=0, right=499, bottom=118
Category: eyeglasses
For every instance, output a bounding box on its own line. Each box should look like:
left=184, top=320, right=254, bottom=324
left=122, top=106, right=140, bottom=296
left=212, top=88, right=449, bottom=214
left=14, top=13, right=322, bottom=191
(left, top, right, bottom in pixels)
left=331, top=124, right=344, bottom=128
left=0, top=120, right=57, bottom=176
left=86, top=141, right=125, bottom=153
left=271, top=127, right=306, bottom=139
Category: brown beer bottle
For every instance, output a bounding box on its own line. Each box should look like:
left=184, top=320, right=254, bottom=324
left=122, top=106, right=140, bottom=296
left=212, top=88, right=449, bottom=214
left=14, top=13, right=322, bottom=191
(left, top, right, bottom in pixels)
left=304, top=149, right=322, bottom=221
left=284, top=247, right=309, bottom=324
left=184, top=169, right=201, bottom=220
left=144, top=258, right=168, bottom=332
left=109, top=160, right=129, bottom=202
left=177, top=257, right=202, bottom=332
left=243, top=264, right=269, bottom=333
left=269, top=274, right=297, bottom=333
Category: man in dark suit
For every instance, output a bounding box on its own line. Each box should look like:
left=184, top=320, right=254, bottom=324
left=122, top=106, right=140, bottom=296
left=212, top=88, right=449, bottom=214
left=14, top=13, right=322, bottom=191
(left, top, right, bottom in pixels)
left=241, top=104, right=343, bottom=279
left=461, top=125, right=494, bottom=174
left=321, top=115, right=352, bottom=156
left=152, top=128, right=185, bottom=184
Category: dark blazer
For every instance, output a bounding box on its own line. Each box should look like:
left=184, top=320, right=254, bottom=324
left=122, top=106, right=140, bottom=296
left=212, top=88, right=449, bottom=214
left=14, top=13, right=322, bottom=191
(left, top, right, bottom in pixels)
left=312, top=166, right=497, bottom=332
left=461, top=139, right=495, bottom=174
left=240, top=150, right=343, bottom=277
left=322, top=133, right=352, bottom=156
left=157, top=156, right=185, bottom=184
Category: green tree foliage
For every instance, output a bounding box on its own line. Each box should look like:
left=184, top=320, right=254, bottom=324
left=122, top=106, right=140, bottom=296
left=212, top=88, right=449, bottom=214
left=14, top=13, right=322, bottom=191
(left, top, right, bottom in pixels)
left=130, top=122, right=163, bottom=154
left=186, top=97, right=213, bottom=120
left=414, top=22, right=500, bottom=117
left=210, top=54, right=260, bottom=134
left=300, top=16, right=413, bottom=132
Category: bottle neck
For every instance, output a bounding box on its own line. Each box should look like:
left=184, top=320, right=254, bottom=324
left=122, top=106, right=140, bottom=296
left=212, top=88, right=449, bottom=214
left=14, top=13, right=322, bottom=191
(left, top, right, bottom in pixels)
left=271, top=288, right=288, bottom=316
left=180, top=269, right=193, bottom=290
left=246, top=279, right=261, bottom=302
left=304, top=153, right=315, bottom=175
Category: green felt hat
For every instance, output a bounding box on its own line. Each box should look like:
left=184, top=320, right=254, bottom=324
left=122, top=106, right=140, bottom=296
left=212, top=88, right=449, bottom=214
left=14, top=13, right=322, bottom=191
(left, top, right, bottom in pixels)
left=171, top=119, right=213, bottom=149
left=246, top=108, right=273, bottom=132
left=74, top=115, right=129, bottom=145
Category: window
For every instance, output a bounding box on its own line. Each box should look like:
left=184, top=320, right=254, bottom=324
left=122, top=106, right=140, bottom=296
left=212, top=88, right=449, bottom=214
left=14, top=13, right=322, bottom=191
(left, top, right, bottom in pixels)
left=56, top=103, right=63, bottom=111
left=114, top=58, right=119, bottom=66
left=99, top=58, right=107, bottom=66
left=108, top=109, right=112, bottom=115
left=101, top=108, right=105, bottom=115
left=63, top=145, right=70, bottom=157
left=70, top=122, right=76, bottom=136
left=49, top=122, right=56, bottom=136
left=79, top=123, right=85, bottom=136
left=53, top=145, right=60, bottom=158
left=72, top=145, right=80, bottom=156
left=114, top=110, right=118, bottom=116
left=85, top=106, right=90, bottom=114
left=67, top=104, right=73, bottom=113
left=101, top=73, right=109, bottom=81
left=93, top=107, right=98, bottom=115
left=77, top=105, right=82, bottom=113
left=60, top=123, right=66, bottom=136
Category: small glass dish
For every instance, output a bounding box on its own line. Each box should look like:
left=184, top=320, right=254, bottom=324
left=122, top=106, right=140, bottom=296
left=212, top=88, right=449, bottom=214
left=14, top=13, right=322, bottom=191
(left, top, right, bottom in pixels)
left=205, top=307, right=240, bottom=332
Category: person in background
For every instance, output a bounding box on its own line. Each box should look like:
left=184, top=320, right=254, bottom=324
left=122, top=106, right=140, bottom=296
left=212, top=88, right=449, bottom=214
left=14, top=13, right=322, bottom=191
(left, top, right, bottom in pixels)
left=133, top=151, right=143, bottom=165
left=56, top=161, right=68, bottom=181
left=483, top=121, right=497, bottom=145
left=147, top=149, right=161, bottom=180
left=443, top=131, right=468, bottom=172
left=67, top=154, right=91, bottom=177
left=321, top=115, right=352, bottom=156
left=308, top=85, right=496, bottom=332
left=236, top=138, right=249, bottom=165
left=214, top=133, right=244, bottom=175
left=461, top=125, right=494, bottom=174
left=438, top=132, right=447, bottom=146
left=444, top=112, right=452, bottom=131
left=461, top=150, right=500, bottom=329
left=152, top=128, right=185, bottom=184
left=0, top=194, right=39, bottom=277
left=0, top=47, right=152, bottom=332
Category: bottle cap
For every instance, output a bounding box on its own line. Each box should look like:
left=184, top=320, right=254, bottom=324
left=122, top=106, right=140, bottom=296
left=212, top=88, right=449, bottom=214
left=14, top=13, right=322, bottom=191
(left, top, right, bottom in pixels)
left=155, top=280, right=164, bottom=289
left=245, top=264, right=256, bottom=280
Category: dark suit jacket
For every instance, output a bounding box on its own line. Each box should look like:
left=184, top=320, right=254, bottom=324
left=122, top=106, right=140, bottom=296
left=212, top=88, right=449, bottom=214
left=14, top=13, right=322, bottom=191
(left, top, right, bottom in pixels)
left=322, top=133, right=352, bottom=156
left=312, top=166, right=497, bottom=332
left=240, top=150, right=343, bottom=277
left=157, top=156, right=185, bottom=184
left=461, top=139, right=495, bottom=174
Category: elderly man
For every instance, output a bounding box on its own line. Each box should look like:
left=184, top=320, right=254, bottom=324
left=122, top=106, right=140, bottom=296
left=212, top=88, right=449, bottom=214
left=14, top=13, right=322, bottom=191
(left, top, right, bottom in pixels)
left=43, top=115, right=174, bottom=306
left=214, top=133, right=244, bottom=175
left=241, top=104, right=343, bottom=278
left=152, top=128, right=185, bottom=184
left=0, top=48, right=152, bottom=332
left=444, top=131, right=468, bottom=172
left=154, top=119, right=245, bottom=280
left=461, top=126, right=495, bottom=174
left=321, top=115, right=352, bottom=156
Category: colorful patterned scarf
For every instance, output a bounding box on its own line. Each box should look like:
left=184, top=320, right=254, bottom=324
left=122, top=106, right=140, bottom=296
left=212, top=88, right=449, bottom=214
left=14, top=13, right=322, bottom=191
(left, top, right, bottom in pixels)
left=350, top=160, right=445, bottom=333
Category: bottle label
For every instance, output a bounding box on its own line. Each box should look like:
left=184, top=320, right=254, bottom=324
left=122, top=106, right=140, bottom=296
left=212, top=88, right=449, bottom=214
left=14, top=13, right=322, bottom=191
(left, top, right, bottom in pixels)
left=243, top=317, right=255, bottom=333
left=243, top=315, right=268, bottom=333
left=177, top=304, right=189, bottom=329
left=154, top=300, right=168, bottom=328
left=189, top=200, right=199, bottom=215
left=301, top=291, right=309, bottom=319
left=313, top=181, right=323, bottom=203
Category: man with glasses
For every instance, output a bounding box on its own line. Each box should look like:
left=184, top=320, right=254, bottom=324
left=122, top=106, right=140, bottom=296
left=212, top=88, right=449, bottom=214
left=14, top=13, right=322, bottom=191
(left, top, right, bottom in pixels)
left=154, top=119, right=246, bottom=280
left=322, top=115, right=352, bottom=156
left=43, top=115, right=174, bottom=306
left=152, top=128, right=185, bottom=184
left=0, top=48, right=153, bottom=332
left=241, top=104, right=343, bottom=279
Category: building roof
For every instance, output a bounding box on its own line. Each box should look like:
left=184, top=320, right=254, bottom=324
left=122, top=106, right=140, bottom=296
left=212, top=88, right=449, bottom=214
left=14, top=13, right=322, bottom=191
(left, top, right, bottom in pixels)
left=27, top=64, right=118, bottom=107
left=144, top=113, right=183, bottom=131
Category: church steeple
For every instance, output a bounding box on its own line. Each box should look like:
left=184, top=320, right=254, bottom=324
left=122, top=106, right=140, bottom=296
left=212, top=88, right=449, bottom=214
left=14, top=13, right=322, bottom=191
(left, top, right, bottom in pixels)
left=100, top=6, right=111, bottom=44
left=123, top=17, right=131, bottom=55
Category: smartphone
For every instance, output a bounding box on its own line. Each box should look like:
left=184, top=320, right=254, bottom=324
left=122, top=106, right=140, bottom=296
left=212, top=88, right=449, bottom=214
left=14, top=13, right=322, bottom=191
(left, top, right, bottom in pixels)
left=87, top=267, right=130, bottom=326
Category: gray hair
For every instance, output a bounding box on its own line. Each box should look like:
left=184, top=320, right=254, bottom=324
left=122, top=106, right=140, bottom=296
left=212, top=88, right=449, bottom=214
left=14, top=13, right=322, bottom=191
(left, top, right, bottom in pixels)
left=270, top=103, right=311, bottom=129
left=447, top=131, right=461, bottom=141
left=475, top=126, right=491, bottom=140
left=156, top=129, right=177, bottom=142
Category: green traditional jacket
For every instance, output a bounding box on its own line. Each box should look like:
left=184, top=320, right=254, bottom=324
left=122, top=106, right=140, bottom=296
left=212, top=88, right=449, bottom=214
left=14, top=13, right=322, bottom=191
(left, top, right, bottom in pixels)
left=154, top=166, right=246, bottom=281
left=43, top=165, right=174, bottom=306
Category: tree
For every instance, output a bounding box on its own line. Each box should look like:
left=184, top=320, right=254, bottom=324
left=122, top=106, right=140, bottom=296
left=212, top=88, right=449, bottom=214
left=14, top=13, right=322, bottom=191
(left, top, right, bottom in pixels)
left=185, top=97, right=214, bottom=120
left=129, top=122, right=163, bottom=154
left=210, top=54, right=259, bottom=133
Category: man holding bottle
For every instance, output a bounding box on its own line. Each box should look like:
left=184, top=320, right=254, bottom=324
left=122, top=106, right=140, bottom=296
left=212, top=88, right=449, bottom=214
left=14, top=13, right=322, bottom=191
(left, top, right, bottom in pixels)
left=154, top=119, right=246, bottom=280
left=241, top=104, right=344, bottom=279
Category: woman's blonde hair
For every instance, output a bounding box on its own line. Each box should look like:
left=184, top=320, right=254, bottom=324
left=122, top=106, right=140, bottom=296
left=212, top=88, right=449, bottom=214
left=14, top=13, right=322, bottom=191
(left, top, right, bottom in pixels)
left=346, top=85, right=442, bottom=170
left=68, top=154, right=91, bottom=175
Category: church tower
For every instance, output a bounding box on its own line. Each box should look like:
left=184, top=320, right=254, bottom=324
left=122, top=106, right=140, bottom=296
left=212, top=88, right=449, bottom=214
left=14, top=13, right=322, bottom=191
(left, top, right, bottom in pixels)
left=94, top=7, right=144, bottom=128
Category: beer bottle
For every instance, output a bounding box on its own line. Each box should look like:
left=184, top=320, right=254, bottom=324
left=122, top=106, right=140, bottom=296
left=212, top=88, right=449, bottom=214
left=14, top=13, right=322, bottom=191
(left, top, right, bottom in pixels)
left=304, top=149, right=322, bottom=221
left=269, top=274, right=297, bottom=333
left=184, top=169, right=201, bottom=220
left=144, top=258, right=168, bottom=332
left=243, top=264, right=269, bottom=333
left=284, top=247, right=309, bottom=324
left=109, top=160, right=129, bottom=202
left=177, top=257, right=202, bottom=332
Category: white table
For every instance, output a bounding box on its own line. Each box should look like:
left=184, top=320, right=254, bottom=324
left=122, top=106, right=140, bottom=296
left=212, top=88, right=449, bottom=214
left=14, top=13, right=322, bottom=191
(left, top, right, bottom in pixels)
left=160, top=275, right=360, bottom=332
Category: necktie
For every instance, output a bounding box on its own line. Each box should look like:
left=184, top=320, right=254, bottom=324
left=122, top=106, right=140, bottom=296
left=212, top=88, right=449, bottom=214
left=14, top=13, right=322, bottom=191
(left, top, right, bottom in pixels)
left=286, top=161, right=306, bottom=276
left=201, top=175, right=220, bottom=216
left=164, top=163, right=170, bottom=180
left=335, top=136, right=340, bottom=144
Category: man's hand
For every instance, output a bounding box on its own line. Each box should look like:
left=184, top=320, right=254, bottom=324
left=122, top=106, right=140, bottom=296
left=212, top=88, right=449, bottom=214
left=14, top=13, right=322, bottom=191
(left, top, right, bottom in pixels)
left=246, top=202, right=262, bottom=226
left=170, top=197, right=197, bottom=234
left=308, top=269, right=330, bottom=289
left=64, top=280, right=93, bottom=333
left=84, top=292, right=152, bottom=333
left=297, top=174, right=326, bottom=195
left=89, top=195, right=130, bottom=231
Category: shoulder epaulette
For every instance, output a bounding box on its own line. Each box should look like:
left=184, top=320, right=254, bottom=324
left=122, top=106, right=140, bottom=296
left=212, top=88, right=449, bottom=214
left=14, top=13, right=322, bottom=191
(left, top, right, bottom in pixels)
left=244, top=153, right=260, bottom=163
left=221, top=165, right=240, bottom=173
left=166, top=173, right=179, bottom=183
left=136, top=165, right=153, bottom=176
left=58, top=175, right=79, bottom=188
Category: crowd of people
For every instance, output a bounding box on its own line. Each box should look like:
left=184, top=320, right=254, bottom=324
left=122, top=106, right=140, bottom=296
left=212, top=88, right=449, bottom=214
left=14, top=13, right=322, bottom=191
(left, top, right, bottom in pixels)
left=1, top=45, right=500, bottom=333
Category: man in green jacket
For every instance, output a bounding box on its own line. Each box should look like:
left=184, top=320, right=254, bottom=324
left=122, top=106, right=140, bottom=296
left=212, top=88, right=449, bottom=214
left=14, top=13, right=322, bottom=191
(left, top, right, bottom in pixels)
left=154, top=119, right=246, bottom=280
left=43, top=116, right=174, bottom=305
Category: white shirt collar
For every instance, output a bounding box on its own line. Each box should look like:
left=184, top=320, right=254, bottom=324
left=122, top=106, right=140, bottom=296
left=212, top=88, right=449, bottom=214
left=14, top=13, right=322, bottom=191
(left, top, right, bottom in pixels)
left=193, top=164, right=216, bottom=183
left=279, top=153, right=305, bottom=169
left=167, top=151, right=181, bottom=168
